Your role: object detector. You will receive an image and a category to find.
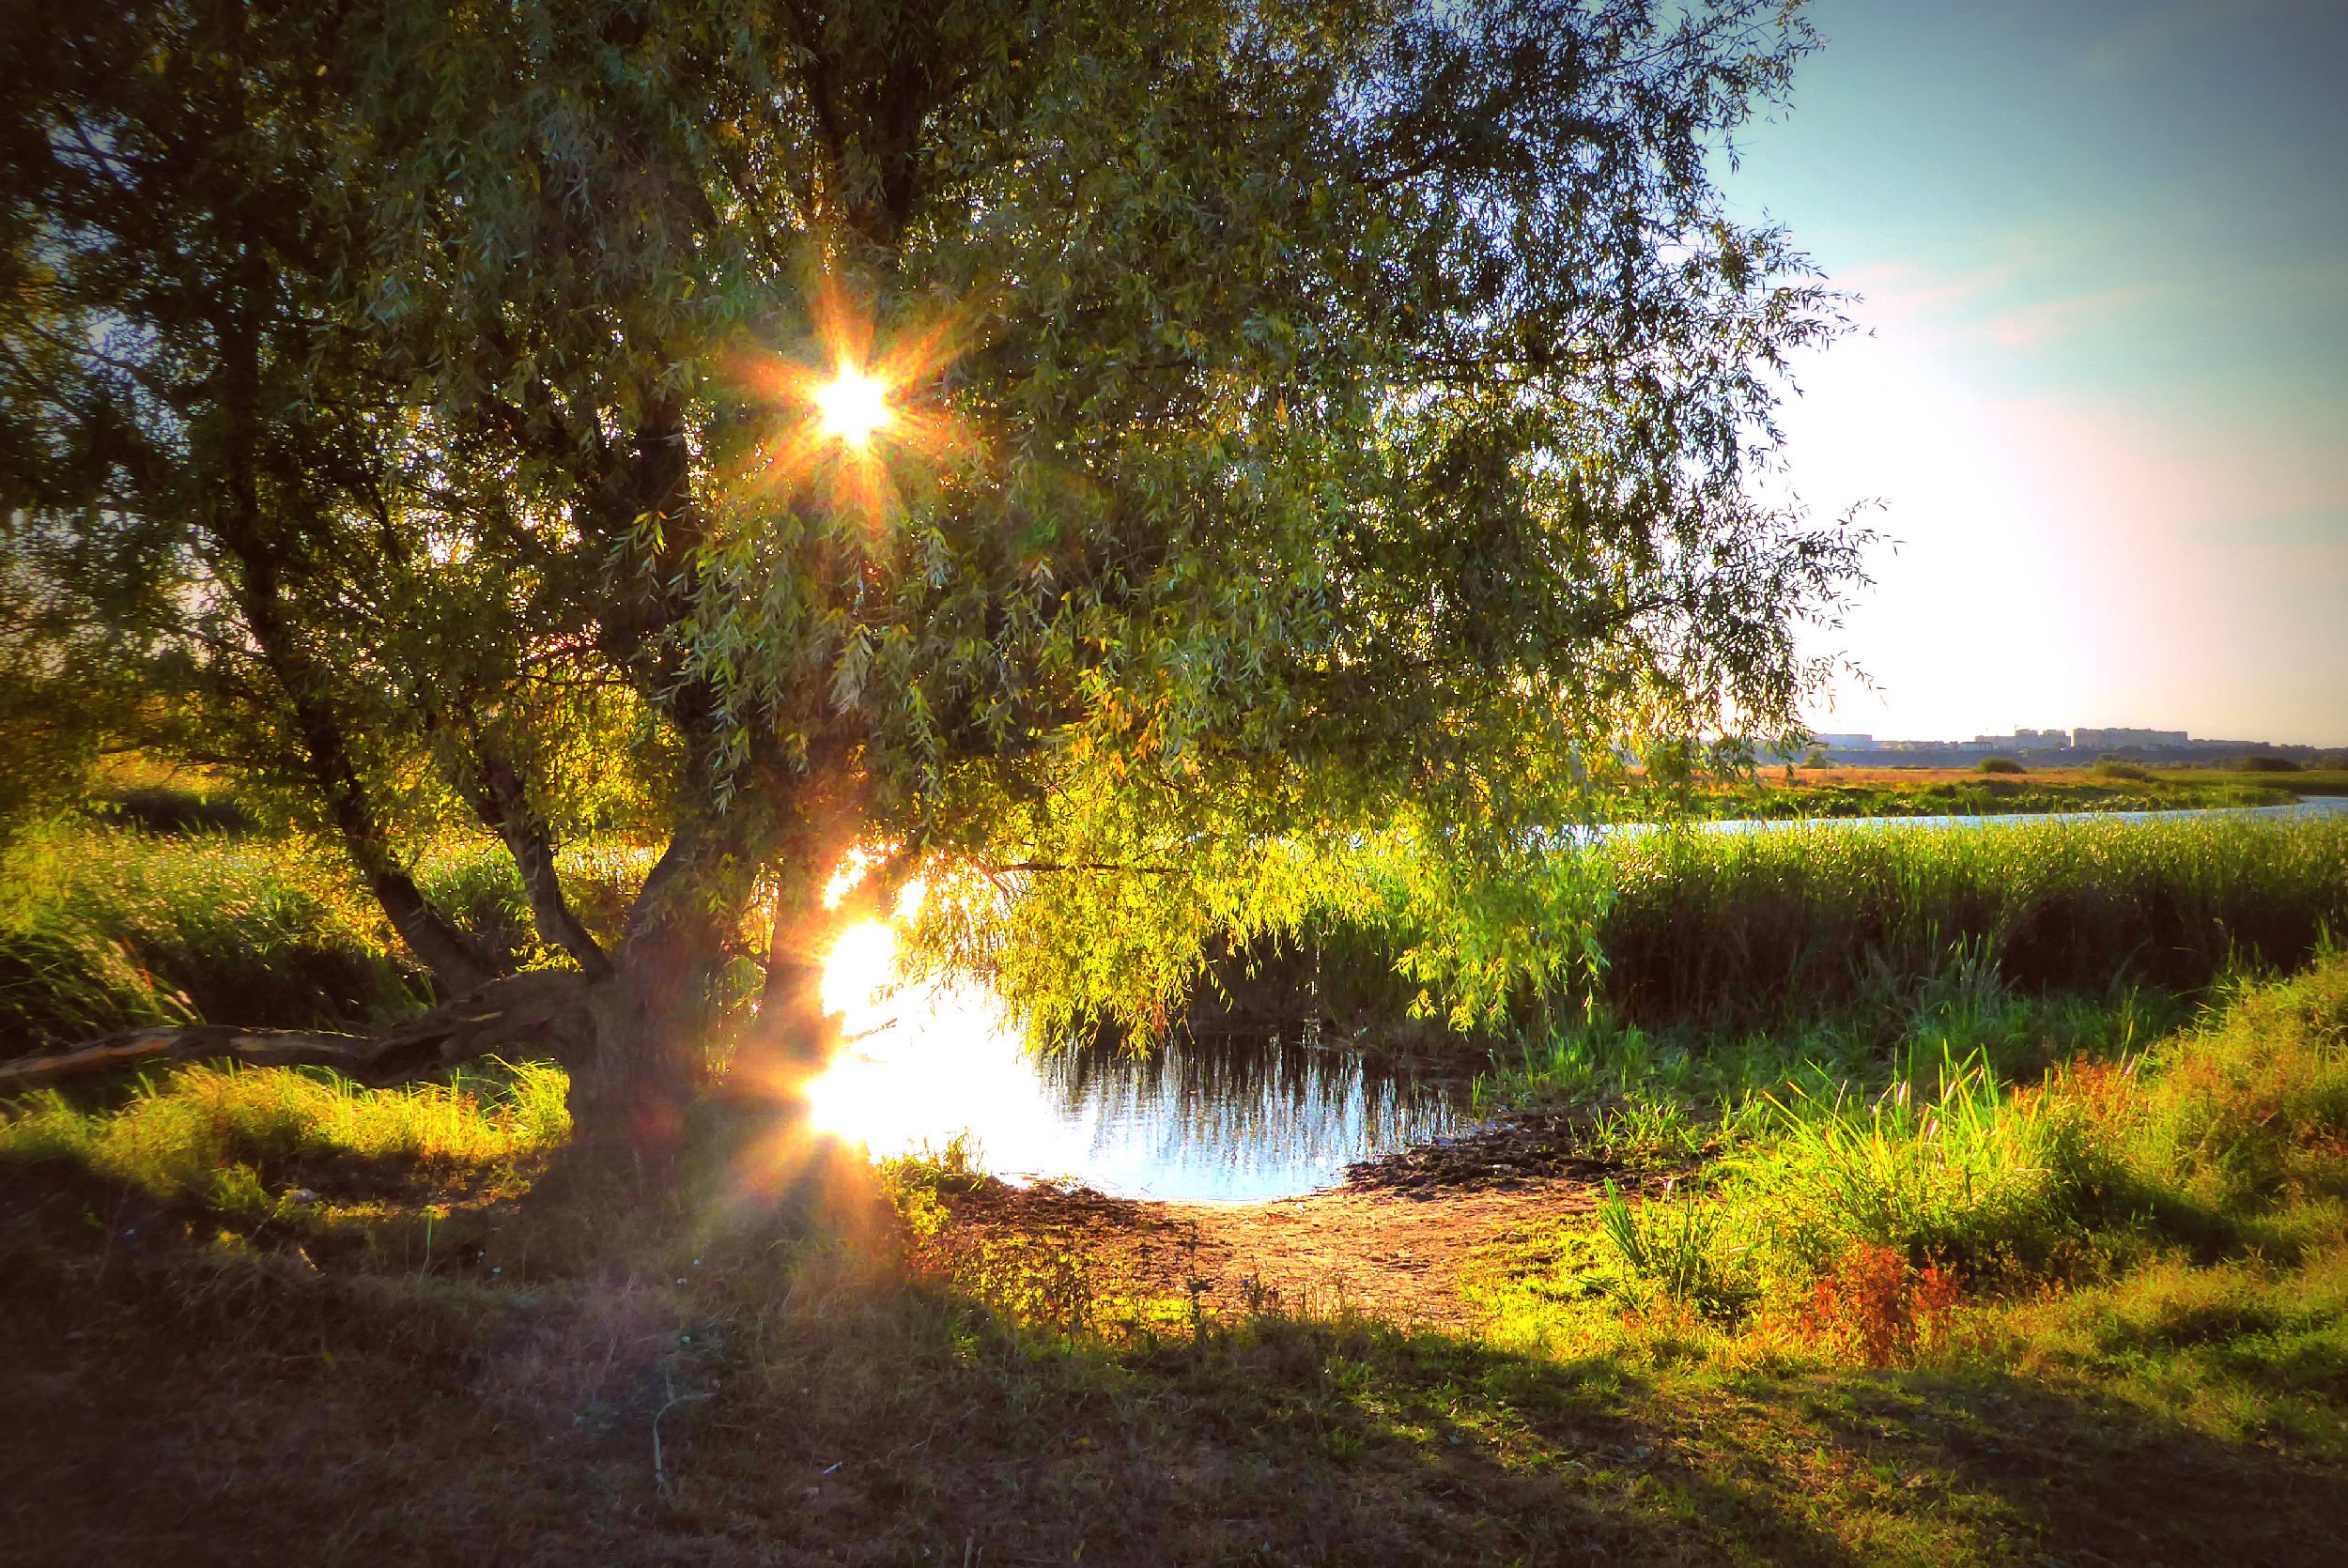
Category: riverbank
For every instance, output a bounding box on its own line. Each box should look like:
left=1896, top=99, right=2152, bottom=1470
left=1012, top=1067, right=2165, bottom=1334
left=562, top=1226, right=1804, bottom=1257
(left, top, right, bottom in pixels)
left=8, top=957, right=2348, bottom=1561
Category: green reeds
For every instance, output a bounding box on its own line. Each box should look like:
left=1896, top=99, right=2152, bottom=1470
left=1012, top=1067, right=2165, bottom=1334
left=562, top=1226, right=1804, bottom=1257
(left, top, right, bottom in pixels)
left=1353, top=814, right=2348, bottom=1033
left=0, top=825, right=657, bottom=1050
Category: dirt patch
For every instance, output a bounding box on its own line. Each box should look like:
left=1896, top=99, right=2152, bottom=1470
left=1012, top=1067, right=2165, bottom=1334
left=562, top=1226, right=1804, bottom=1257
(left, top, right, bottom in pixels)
left=1344, top=1106, right=1628, bottom=1194
left=933, top=1119, right=1614, bottom=1329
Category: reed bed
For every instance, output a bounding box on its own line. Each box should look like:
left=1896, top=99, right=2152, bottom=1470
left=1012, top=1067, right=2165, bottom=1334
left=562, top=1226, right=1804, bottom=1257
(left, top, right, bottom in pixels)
left=1362, top=813, right=2348, bottom=1032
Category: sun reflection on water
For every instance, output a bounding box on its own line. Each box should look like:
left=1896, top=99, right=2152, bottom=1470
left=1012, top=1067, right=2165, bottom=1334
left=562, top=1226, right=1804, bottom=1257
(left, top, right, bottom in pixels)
left=802, top=918, right=1093, bottom=1172
left=798, top=914, right=1472, bottom=1202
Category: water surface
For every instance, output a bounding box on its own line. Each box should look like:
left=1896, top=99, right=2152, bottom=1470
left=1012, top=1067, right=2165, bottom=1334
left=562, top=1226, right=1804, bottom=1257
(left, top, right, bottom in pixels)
left=806, top=979, right=1472, bottom=1204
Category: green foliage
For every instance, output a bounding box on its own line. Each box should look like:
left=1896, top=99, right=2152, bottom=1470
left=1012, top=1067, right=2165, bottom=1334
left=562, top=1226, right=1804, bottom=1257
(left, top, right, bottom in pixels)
left=1740, top=1052, right=2078, bottom=1284
left=0, top=826, right=417, bottom=1045
left=2093, top=756, right=2155, bottom=781
left=1977, top=756, right=2026, bottom=774
left=951, top=812, right=2348, bottom=1047
left=0, top=824, right=657, bottom=1051
left=1478, top=951, right=2348, bottom=1370
left=2234, top=754, right=2302, bottom=773
left=4, top=0, right=1864, bottom=1033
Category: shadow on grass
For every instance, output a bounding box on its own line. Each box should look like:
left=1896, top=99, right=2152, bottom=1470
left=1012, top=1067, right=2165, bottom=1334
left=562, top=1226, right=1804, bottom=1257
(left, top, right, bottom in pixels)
left=1795, top=1368, right=2344, bottom=1564
left=5, top=1153, right=2342, bottom=1567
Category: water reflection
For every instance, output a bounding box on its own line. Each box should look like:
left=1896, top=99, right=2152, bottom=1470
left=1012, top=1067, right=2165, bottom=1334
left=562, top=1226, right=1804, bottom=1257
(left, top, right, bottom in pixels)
left=804, top=970, right=1469, bottom=1204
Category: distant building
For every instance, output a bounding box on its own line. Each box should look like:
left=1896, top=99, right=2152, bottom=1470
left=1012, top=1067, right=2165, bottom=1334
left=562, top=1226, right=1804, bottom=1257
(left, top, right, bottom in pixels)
left=1970, top=730, right=2068, bottom=752
left=2074, top=727, right=2189, bottom=750
left=1811, top=732, right=1876, bottom=751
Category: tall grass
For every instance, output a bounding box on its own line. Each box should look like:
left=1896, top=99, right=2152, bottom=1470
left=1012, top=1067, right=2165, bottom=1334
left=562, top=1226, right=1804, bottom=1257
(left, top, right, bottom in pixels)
left=1356, top=814, right=2348, bottom=1032
left=0, top=824, right=656, bottom=1051
left=0, top=1058, right=571, bottom=1212
left=0, top=827, right=417, bottom=1045
left=1476, top=950, right=2348, bottom=1366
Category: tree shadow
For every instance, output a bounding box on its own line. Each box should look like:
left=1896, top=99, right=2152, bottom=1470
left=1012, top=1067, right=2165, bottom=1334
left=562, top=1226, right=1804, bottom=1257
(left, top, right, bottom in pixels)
left=1794, top=1364, right=2346, bottom=1565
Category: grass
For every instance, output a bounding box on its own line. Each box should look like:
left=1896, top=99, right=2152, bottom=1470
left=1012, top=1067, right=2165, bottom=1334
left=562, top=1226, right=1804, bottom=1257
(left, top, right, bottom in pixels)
left=1368, top=812, right=2348, bottom=1033
left=0, top=822, right=655, bottom=1051
left=1470, top=949, right=2348, bottom=1419
left=0, top=1057, right=571, bottom=1217
left=5, top=960, right=2348, bottom=1560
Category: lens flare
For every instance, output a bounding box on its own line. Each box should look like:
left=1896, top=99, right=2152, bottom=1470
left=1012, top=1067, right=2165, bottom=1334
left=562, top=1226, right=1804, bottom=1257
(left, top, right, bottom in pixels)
left=813, top=363, right=891, bottom=449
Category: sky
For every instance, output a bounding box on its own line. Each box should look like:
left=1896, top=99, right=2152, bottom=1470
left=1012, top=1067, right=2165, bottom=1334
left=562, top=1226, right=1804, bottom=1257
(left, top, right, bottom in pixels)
left=1720, top=0, right=2348, bottom=746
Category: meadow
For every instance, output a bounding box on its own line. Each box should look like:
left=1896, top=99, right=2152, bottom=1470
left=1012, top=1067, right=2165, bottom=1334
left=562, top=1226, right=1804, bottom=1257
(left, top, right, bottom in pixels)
left=5, top=803, right=2347, bottom=1561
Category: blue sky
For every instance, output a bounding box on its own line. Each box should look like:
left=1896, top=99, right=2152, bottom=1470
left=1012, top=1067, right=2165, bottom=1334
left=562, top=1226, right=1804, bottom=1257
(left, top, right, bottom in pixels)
left=1722, top=0, right=2348, bottom=745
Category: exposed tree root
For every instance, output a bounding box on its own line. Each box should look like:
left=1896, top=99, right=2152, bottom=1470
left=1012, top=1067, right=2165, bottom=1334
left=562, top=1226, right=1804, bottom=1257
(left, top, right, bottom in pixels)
left=0, top=970, right=605, bottom=1094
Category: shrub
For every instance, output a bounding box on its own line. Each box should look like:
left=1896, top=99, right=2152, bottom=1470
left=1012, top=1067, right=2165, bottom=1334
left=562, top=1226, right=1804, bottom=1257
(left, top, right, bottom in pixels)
left=1793, top=1244, right=1963, bottom=1365
left=1978, top=756, right=2026, bottom=775
left=2093, top=758, right=2155, bottom=782
left=2234, top=755, right=2300, bottom=773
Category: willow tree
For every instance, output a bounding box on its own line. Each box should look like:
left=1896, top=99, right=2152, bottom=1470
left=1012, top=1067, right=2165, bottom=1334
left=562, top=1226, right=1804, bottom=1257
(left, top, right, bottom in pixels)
left=6, top=0, right=1861, bottom=1142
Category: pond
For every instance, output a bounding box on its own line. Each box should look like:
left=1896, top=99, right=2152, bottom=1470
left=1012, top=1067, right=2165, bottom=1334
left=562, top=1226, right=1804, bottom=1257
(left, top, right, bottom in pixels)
left=804, top=948, right=1475, bottom=1204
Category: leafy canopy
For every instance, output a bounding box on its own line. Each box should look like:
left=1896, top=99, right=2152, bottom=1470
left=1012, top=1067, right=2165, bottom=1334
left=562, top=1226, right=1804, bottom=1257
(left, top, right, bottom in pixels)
left=4, top=0, right=1862, bottom=1039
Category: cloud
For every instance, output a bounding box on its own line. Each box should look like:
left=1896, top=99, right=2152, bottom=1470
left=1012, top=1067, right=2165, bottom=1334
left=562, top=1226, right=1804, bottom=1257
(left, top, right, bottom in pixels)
left=1982, top=283, right=2169, bottom=347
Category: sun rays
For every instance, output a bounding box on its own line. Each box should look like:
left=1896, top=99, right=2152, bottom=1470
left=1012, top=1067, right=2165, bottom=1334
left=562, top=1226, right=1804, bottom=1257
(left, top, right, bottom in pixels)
left=732, top=272, right=980, bottom=532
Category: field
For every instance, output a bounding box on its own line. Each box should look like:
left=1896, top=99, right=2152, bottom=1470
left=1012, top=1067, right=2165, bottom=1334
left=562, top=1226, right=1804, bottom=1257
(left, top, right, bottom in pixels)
left=5, top=811, right=2348, bottom=1562
left=1691, top=762, right=2348, bottom=821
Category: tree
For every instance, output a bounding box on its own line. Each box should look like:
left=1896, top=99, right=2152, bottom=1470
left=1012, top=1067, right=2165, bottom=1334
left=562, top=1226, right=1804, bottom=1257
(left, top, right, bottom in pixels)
left=4, top=0, right=1863, bottom=1152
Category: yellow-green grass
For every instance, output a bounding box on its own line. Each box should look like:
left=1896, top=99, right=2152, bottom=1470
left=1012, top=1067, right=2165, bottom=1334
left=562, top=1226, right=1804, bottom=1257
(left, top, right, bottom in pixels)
left=0, top=823, right=655, bottom=1050
left=0, top=1058, right=570, bottom=1216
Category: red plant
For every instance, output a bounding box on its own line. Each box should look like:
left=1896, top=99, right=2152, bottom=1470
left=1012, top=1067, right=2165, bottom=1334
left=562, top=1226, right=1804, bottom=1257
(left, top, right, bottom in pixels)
left=1798, top=1244, right=1962, bottom=1365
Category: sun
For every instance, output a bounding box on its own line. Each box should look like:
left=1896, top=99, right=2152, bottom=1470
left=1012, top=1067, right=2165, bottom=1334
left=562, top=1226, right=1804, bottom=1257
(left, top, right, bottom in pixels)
left=812, top=362, right=892, bottom=449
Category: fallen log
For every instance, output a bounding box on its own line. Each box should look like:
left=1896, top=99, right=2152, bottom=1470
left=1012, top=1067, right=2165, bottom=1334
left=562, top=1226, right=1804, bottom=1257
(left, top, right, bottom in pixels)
left=0, top=970, right=604, bottom=1095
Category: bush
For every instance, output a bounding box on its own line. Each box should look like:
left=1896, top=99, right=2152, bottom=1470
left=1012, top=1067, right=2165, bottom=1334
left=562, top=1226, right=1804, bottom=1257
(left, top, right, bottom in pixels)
left=1978, top=756, right=2027, bottom=775
left=2093, top=758, right=2155, bottom=782
left=2234, top=754, right=2300, bottom=773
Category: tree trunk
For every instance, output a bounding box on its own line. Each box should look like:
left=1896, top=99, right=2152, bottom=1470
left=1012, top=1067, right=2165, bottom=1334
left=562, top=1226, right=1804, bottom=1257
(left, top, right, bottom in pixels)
left=0, top=970, right=603, bottom=1092
left=470, top=754, right=613, bottom=980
